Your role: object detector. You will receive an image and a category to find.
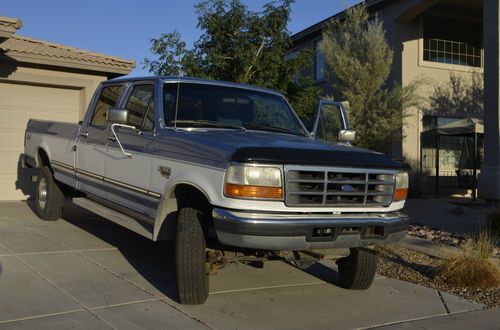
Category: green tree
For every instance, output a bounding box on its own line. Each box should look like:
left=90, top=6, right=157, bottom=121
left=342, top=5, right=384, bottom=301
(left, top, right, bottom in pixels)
left=143, top=0, right=319, bottom=122
left=320, top=3, right=421, bottom=152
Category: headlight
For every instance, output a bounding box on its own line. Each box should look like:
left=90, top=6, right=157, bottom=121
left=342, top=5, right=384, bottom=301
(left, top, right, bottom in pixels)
left=224, top=164, right=283, bottom=200
left=394, top=172, right=409, bottom=201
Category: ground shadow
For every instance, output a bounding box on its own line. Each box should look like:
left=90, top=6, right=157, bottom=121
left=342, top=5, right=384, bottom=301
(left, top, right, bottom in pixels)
left=28, top=200, right=181, bottom=302
left=378, top=248, right=439, bottom=280
left=297, top=261, right=340, bottom=284
left=15, top=154, right=38, bottom=200
left=26, top=198, right=351, bottom=301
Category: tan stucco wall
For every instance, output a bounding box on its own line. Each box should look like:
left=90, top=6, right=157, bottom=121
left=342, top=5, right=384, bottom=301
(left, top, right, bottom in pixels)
left=0, top=62, right=107, bottom=118
left=377, top=0, right=482, bottom=171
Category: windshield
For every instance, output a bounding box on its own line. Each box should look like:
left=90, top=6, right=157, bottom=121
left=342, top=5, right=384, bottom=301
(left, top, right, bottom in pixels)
left=163, top=82, right=307, bottom=136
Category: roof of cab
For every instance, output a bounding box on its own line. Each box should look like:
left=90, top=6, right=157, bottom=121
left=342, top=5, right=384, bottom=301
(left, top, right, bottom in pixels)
left=106, top=76, right=284, bottom=97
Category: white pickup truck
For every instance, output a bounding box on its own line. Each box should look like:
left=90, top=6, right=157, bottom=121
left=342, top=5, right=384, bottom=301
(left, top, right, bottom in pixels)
left=23, top=76, right=409, bottom=304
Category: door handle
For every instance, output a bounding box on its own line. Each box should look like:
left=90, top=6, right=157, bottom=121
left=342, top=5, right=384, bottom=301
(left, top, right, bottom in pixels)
left=107, top=136, right=117, bottom=142
left=79, top=131, right=89, bottom=138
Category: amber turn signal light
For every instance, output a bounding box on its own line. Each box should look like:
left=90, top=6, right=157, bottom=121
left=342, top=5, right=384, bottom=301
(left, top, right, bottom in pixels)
left=224, top=183, right=283, bottom=199
left=393, top=188, right=408, bottom=201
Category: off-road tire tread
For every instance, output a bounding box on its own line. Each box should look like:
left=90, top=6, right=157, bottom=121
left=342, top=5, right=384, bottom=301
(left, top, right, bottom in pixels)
left=175, top=206, right=208, bottom=304
left=338, top=248, right=378, bottom=290
left=36, top=167, right=65, bottom=221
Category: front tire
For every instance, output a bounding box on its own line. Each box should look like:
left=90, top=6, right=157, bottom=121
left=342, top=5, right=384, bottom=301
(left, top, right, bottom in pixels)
left=337, top=248, right=378, bottom=290
left=175, top=206, right=209, bottom=304
left=35, top=166, right=65, bottom=221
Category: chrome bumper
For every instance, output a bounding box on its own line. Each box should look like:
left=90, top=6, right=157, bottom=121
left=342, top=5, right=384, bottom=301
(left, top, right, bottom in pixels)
left=212, top=208, right=408, bottom=250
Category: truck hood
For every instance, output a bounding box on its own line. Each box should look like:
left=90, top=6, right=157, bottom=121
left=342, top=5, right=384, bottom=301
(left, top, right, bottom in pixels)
left=158, top=129, right=402, bottom=170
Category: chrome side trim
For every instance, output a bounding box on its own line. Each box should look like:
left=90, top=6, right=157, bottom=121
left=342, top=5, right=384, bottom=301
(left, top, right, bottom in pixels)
left=75, top=167, right=162, bottom=199
left=52, top=160, right=74, bottom=171
left=103, top=176, right=161, bottom=198
left=78, top=168, right=103, bottom=180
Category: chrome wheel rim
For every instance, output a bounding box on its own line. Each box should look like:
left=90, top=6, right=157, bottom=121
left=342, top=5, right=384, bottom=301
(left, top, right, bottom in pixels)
left=38, top=177, right=48, bottom=210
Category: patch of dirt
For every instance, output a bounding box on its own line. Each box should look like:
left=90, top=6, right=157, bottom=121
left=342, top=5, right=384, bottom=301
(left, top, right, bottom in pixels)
left=376, top=245, right=500, bottom=308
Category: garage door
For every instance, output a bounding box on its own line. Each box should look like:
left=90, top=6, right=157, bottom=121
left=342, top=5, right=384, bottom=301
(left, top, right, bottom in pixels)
left=0, top=82, right=80, bottom=200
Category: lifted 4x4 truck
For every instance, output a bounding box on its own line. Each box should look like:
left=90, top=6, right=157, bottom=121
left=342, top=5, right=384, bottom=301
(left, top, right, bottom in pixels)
left=23, top=77, right=409, bottom=304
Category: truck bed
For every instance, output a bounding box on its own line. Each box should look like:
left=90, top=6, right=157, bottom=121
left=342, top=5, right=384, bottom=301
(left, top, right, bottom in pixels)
left=25, top=119, right=80, bottom=185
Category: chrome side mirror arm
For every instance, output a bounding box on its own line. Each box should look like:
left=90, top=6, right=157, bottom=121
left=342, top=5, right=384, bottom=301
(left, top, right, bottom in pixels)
left=110, top=123, right=140, bottom=158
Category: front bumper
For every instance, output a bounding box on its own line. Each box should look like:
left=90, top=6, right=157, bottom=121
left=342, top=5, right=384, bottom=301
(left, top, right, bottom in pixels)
left=212, top=208, right=408, bottom=250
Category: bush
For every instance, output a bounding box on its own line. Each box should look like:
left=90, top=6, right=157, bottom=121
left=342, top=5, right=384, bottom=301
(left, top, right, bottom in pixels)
left=438, top=229, right=500, bottom=288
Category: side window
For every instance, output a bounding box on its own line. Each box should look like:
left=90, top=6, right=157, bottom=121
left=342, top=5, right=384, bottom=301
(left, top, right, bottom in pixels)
left=90, top=85, right=123, bottom=126
left=315, top=103, right=344, bottom=143
left=124, top=84, right=154, bottom=130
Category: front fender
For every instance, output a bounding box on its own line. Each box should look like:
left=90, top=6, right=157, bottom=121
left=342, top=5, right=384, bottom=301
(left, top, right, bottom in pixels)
left=152, top=164, right=225, bottom=240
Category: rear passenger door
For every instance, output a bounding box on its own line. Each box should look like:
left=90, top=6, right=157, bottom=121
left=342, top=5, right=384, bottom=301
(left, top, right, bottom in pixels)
left=76, top=84, right=124, bottom=199
left=103, top=82, right=158, bottom=217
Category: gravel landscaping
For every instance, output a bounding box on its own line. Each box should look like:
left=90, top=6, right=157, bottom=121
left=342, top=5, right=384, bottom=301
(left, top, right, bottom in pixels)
left=408, top=224, right=500, bottom=258
left=377, top=244, right=500, bottom=308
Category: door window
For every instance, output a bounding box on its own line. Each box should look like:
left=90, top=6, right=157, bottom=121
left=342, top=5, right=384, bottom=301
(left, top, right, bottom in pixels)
left=90, top=85, right=123, bottom=126
left=124, top=84, right=154, bottom=130
left=315, top=103, right=345, bottom=143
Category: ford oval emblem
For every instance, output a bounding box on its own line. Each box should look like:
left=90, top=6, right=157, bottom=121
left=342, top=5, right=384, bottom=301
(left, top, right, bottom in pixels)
left=341, top=184, right=354, bottom=192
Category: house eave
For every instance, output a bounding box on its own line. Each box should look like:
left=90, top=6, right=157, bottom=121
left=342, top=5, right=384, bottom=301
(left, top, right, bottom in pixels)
left=1, top=51, right=135, bottom=75
left=291, top=0, right=395, bottom=45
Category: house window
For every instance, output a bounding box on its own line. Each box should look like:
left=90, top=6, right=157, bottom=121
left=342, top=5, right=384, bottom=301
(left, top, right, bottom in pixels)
left=423, top=15, right=482, bottom=68
left=315, top=40, right=325, bottom=81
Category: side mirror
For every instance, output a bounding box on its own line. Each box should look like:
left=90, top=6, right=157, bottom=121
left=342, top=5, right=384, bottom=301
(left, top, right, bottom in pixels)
left=107, top=108, right=129, bottom=125
left=338, top=129, right=356, bottom=142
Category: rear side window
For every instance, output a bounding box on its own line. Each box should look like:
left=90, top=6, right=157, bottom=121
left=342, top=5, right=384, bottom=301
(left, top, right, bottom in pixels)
left=124, top=84, right=154, bottom=131
left=91, top=85, right=123, bottom=126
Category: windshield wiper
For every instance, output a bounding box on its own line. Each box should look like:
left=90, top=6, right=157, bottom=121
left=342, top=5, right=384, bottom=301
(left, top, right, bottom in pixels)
left=170, top=120, right=246, bottom=131
left=245, top=123, right=302, bottom=136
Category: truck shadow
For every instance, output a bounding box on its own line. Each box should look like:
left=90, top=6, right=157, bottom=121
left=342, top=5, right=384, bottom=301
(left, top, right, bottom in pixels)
left=15, top=154, right=38, bottom=200
left=297, top=262, right=340, bottom=284
left=21, top=195, right=344, bottom=303
left=55, top=201, right=180, bottom=302
left=48, top=201, right=346, bottom=302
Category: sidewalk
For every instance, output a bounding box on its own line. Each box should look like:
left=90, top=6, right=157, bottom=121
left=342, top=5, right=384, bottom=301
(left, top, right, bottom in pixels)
left=404, top=197, right=496, bottom=235
left=0, top=201, right=498, bottom=329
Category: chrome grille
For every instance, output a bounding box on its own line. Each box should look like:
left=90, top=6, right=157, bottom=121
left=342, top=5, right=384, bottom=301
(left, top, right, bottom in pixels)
left=285, top=166, right=395, bottom=207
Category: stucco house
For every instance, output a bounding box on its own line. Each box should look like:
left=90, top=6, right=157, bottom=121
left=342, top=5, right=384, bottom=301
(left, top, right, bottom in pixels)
left=291, top=0, right=499, bottom=200
left=0, top=16, right=135, bottom=200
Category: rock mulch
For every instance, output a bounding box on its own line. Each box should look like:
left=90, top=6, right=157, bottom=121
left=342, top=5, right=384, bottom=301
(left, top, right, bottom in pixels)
left=407, top=224, right=500, bottom=258
left=376, top=245, right=500, bottom=308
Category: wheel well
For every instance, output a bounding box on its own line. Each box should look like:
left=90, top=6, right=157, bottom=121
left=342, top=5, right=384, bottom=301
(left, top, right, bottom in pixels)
left=174, top=184, right=210, bottom=209
left=36, top=148, right=51, bottom=170
left=154, top=184, right=211, bottom=241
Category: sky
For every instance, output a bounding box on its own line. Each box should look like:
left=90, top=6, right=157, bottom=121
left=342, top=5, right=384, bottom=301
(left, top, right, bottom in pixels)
left=0, top=0, right=358, bottom=76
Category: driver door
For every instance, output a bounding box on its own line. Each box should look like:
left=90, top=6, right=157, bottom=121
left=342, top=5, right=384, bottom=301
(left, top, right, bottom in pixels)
left=103, top=82, right=157, bottom=218
left=76, top=84, right=124, bottom=199
left=312, top=100, right=351, bottom=143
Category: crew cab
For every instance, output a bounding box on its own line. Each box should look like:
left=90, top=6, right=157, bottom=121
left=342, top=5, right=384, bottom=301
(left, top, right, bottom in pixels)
left=23, top=76, right=408, bottom=304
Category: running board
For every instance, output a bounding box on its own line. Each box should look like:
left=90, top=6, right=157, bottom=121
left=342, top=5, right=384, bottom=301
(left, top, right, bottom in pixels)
left=72, top=197, right=153, bottom=240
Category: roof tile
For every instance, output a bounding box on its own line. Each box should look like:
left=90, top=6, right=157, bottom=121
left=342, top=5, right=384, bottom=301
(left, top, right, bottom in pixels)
left=1, top=34, right=135, bottom=71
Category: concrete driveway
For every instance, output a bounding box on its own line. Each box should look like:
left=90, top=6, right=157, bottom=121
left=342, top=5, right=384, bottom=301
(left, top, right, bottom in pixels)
left=0, top=201, right=498, bottom=329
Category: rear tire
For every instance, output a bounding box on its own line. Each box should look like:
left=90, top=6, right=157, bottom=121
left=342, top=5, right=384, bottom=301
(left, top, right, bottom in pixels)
left=337, top=248, right=378, bottom=290
left=35, top=167, right=65, bottom=221
left=175, top=206, right=209, bottom=304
